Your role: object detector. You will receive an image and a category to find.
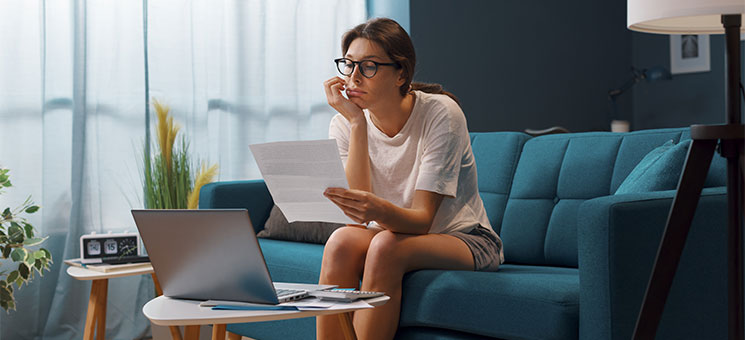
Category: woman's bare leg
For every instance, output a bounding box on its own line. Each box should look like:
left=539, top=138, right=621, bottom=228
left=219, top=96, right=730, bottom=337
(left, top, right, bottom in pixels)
left=317, top=226, right=381, bottom=340
left=353, top=230, right=474, bottom=340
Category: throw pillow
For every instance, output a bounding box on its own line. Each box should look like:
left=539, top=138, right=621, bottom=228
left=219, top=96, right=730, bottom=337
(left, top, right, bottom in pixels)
left=615, top=139, right=691, bottom=195
left=257, top=205, right=344, bottom=244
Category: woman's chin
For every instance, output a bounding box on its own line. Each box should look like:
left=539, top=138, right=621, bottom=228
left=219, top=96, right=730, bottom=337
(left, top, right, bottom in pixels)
left=349, top=97, right=368, bottom=109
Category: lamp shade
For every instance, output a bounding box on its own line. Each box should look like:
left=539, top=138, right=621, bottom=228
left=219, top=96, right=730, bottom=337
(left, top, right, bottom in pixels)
left=628, top=0, right=745, bottom=34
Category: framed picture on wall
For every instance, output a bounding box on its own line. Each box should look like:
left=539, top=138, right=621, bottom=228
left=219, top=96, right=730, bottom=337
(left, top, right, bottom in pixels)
left=669, top=34, right=710, bottom=74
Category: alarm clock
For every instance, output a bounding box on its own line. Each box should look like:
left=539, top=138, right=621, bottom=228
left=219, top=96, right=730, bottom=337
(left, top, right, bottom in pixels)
left=80, top=231, right=141, bottom=264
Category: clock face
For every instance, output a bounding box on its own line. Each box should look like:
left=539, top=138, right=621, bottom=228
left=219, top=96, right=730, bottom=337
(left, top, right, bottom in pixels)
left=82, top=235, right=138, bottom=259
left=118, top=237, right=138, bottom=258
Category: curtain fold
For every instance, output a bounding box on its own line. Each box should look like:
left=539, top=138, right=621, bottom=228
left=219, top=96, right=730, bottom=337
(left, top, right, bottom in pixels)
left=0, top=1, right=365, bottom=338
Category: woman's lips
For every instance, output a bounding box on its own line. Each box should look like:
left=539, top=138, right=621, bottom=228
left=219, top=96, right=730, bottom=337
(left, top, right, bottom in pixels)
left=346, top=89, right=366, bottom=97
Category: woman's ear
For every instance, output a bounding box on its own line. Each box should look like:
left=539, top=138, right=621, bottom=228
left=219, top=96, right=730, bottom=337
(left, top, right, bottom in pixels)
left=395, top=69, right=406, bottom=87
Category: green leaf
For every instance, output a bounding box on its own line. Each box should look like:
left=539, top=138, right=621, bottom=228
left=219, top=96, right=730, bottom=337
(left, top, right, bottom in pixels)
left=33, top=250, right=45, bottom=260
left=41, top=248, right=51, bottom=260
left=10, top=248, right=27, bottom=262
left=23, top=237, right=46, bottom=247
left=0, top=285, right=11, bottom=301
left=34, top=259, right=42, bottom=272
left=2, top=208, right=11, bottom=219
left=6, top=300, right=15, bottom=311
left=18, top=263, right=29, bottom=280
left=8, top=224, right=23, bottom=243
left=23, top=223, right=34, bottom=238
left=24, top=206, right=39, bottom=214
left=6, top=271, right=18, bottom=283
left=1, top=246, right=10, bottom=259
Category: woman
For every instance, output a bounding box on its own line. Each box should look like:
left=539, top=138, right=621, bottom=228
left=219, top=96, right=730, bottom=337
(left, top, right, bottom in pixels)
left=319, top=18, right=503, bottom=340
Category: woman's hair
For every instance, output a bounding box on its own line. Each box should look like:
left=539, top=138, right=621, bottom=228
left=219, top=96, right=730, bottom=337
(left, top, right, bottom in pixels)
left=341, top=18, right=460, bottom=105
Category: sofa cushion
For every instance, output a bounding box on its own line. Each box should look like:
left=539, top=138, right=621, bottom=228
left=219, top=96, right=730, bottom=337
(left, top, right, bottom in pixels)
left=615, top=139, right=690, bottom=194
left=257, top=205, right=343, bottom=244
left=257, top=238, right=325, bottom=283
left=399, top=264, right=579, bottom=340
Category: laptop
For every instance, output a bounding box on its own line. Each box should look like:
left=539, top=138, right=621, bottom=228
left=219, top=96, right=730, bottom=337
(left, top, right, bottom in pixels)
left=131, top=209, right=335, bottom=304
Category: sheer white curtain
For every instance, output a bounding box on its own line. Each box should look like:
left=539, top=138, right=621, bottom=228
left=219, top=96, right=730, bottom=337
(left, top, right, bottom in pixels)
left=0, top=0, right=364, bottom=338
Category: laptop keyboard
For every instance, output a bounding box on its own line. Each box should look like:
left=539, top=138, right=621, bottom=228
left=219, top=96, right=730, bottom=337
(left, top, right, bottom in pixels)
left=276, top=288, right=304, bottom=297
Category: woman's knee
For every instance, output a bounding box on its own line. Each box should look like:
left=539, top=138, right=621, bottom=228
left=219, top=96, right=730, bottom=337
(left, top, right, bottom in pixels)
left=322, top=227, right=371, bottom=269
left=365, top=230, right=404, bottom=272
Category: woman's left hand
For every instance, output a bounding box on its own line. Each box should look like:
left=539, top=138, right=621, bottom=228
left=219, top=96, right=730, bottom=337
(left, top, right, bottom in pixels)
left=324, top=188, right=388, bottom=225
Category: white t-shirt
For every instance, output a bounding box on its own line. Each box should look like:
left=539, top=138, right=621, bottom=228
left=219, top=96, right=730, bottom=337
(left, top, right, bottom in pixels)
left=328, top=90, right=496, bottom=237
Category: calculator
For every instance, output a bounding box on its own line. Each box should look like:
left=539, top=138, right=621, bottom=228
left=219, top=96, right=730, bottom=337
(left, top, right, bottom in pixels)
left=309, top=289, right=385, bottom=302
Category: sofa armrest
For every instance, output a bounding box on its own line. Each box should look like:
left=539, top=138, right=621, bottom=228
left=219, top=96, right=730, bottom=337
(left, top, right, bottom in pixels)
left=578, top=187, right=727, bottom=340
left=198, top=179, right=274, bottom=233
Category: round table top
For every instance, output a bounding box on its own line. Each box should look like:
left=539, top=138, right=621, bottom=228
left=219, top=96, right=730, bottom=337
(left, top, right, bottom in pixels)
left=66, top=264, right=154, bottom=280
left=142, top=295, right=390, bottom=326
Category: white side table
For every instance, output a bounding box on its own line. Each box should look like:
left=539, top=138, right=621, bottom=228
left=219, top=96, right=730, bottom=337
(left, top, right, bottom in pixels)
left=66, top=265, right=182, bottom=340
left=143, top=295, right=390, bottom=340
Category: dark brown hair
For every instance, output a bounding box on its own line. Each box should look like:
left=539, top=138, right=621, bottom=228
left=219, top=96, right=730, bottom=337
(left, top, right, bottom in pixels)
left=341, top=18, right=460, bottom=105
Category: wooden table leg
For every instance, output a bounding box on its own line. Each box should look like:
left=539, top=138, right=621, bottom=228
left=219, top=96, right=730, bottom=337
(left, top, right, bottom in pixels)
left=338, top=312, right=357, bottom=340
left=227, top=331, right=242, bottom=340
left=184, top=325, right=201, bottom=340
left=96, top=279, right=108, bottom=340
left=152, top=273, right=183, bottom=340
left=211, top=324, right=226, bottom=340
left=83, top=279, right=106, bottom=340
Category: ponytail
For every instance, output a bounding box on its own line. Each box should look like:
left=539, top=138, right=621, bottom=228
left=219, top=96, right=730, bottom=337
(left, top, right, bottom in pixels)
left=411, top=82, right=461, bottom=106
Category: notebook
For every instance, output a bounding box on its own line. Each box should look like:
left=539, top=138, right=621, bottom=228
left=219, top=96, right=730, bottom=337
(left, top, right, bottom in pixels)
left=131, top=209, right=335, bottom=304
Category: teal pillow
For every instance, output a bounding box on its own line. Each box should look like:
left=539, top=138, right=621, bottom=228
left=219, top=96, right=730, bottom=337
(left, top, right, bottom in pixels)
left=615, top=139, right=691, bottom=194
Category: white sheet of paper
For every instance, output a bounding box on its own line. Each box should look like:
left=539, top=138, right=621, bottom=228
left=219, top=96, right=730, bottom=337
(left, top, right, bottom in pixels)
left=250, top=139, right=355, bottom=224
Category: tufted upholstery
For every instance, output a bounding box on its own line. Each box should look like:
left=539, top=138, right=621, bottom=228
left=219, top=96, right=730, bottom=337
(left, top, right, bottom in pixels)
left=494, top=128, right=725, bottom=267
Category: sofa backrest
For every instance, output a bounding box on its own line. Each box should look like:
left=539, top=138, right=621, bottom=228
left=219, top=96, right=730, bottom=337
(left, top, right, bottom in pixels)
left=471, top=128, right=726, bottom=268
left=470, top=132, right=533, bottom=235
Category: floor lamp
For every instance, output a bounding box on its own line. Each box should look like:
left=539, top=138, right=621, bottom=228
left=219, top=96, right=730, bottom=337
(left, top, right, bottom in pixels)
left=627, top=1, right=745, bottom=339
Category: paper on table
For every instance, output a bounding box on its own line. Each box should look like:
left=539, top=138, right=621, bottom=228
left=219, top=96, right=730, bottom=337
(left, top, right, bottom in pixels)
left=250, top=139, right=355, bottom=224
left=201, top=298, right=373, bottom=311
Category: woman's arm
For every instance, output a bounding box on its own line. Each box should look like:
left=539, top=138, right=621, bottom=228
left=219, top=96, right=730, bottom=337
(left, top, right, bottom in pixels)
left=324, top=188, right=444, bottom=234
left=324, top=77, right=371, bottom=191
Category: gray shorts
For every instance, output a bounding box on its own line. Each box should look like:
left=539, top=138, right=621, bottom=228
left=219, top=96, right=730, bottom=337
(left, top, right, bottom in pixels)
left=449, top=225, right=503, bottom=272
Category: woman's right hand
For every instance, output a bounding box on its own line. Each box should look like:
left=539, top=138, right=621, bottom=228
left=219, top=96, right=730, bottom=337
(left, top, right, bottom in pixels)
left=323, top=77, right=365, bottom=125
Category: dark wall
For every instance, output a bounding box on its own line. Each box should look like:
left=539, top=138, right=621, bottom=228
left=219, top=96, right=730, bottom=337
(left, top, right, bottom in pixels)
left=410, top=0, right=632, bottom=132
left=410, top=0, right=745, bottom=132
left=632, top=33, right=745, bottom=130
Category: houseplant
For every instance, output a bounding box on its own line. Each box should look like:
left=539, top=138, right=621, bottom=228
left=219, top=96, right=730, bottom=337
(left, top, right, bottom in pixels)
left=143, top=99, right=218, bottom=210
left=0, top=167, right=52, bottom=312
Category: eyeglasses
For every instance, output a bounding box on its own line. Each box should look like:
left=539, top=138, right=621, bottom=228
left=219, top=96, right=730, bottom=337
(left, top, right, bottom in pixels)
left=334, top=58, right=400, bottom=78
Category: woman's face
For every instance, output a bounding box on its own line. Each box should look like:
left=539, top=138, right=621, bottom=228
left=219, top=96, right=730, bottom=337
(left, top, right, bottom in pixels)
left=343, top=38, right=405, bottom=110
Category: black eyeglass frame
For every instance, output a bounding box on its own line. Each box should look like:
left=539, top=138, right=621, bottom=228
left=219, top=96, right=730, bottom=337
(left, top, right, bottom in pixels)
left=334, top=58, right=401, bottom=78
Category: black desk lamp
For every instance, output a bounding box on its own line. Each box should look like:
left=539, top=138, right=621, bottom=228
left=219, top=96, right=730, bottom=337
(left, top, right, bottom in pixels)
left=627, top=0, right=745, bottom=339
left=608, top=66, right=672, bottom=131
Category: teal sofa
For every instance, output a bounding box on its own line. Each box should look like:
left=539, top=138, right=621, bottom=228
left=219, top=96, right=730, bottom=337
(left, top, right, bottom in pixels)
left=199, top=127, right=727, bottom=340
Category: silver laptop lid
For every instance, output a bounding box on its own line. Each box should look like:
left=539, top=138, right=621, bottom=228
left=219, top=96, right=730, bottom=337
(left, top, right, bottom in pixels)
left=131, top=209, right=280, bottom=304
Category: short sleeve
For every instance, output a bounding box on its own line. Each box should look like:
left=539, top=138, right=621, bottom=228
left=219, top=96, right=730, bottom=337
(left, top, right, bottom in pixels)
left=328, top=114, right=350, bottom=167
left=415, top=104, right=467, bottom=197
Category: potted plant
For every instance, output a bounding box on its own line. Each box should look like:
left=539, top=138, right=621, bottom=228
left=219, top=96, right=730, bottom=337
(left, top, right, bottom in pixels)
left=0, top=167, right=52, bottom=311
left=143, top=99, right=218, bottom=209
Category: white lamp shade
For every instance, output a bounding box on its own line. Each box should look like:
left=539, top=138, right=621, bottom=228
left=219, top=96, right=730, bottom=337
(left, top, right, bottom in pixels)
left=628, top=0, right=745, bottom=34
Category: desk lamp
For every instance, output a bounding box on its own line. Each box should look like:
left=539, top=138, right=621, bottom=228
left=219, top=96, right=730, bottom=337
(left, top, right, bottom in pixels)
left=627, top=0, right=745, bottom=339
left=608, top=66, right=672, bottom=131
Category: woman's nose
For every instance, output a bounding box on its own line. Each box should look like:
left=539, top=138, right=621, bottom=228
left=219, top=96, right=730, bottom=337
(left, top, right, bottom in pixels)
left=350, top=65, right=364, bottom=84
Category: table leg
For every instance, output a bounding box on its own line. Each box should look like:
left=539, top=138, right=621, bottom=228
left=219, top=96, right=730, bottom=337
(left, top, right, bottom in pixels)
left=83, top=279, right=106, bottom=340
left=227, top=332, right=242, bottom=340
left=338, top=312, right=357, bottom=340
left=96, top=279, right=108, bottom=340
left=211, top=324, right=226, bottom=340
left=184, top=325, right=201, bottom=340
left=152, top=273, right=183, bottom=340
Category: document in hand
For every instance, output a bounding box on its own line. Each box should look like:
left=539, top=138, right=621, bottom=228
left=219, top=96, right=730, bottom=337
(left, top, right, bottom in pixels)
left=249, top=139, right=355, bottom=224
